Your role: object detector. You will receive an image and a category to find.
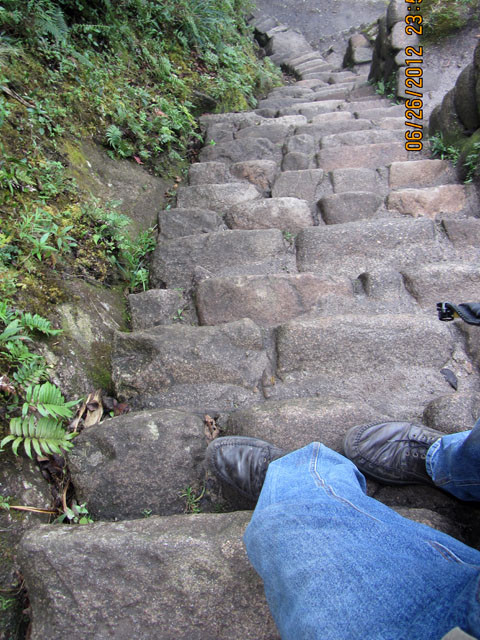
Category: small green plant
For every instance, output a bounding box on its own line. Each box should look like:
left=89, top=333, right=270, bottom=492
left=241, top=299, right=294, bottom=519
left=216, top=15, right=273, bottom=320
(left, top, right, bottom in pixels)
left=180, top=485, right=205, bottom=514
left=55, top=501, right=93, bottom=525
left=0, top=595, right=15, bottom=611
left=282, top=230, right=295, bottom=243
left=429, top=133, right=460, bottom=165
left=142, top=508, right=153, bottom=517
left=0, top=494, right=12, bottom=511
left=173, top=308, right=184, bottom=321
left=463, top=142, right=480, bottom=184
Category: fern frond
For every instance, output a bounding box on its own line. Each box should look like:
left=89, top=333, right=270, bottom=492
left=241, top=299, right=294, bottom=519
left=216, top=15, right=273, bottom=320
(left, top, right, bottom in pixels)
left=19, top=312, right=62, bottom=336
left=106, top=124, right=123, bottom=150
left=13, top=361, right=49, bottom=387
left=2, top=415, right=76, bottom=458
left=23, top=381, right=79, bottom=419
left=0, top=319, right=23, bottom=344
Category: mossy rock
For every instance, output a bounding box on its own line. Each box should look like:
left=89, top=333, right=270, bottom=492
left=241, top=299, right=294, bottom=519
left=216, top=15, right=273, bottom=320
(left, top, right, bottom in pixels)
left=454, top=63, right=479, bottom=132
left=457, top=127, right=480, bottom=183
left=429, top=89, right=468, bottom=147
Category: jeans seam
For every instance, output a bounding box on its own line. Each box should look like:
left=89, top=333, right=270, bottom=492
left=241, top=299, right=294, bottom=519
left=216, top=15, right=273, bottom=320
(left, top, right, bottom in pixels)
left=309, top=443, right=383, bottom=524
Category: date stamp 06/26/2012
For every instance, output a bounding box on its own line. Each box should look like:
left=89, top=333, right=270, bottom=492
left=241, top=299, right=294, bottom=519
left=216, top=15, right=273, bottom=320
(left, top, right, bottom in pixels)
left=404, top=0, right=424, bottom=152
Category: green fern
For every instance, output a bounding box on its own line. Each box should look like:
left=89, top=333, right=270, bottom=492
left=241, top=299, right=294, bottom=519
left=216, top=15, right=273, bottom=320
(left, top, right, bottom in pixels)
left=19, top=312, right=62, bottom=336
left=12, top=360, right=49, bottom=387
left=1, top=415, right=76, bottom=458
left=105, top=124, right=123, bottom=150
left=22, top=381, right=79, bottom=419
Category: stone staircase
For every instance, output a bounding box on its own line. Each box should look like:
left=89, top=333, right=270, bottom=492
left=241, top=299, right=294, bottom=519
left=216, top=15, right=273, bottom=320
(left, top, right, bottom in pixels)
left=18, top=18, right=480, bottom=640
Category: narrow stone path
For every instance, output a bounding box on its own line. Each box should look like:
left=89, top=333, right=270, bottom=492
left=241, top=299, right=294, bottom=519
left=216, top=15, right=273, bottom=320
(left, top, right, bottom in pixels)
left=19, top=15, right=480, bottom=640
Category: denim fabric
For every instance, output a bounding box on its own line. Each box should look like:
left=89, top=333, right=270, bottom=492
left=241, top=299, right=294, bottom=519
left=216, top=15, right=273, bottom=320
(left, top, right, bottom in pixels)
left=427, top=419, right=480, bottom=501
left=244, top=443, right=480, bottom=640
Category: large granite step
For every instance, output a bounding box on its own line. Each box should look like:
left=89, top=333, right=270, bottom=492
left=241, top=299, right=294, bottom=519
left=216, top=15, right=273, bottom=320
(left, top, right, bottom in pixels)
left=389, top=160, right=458, bottom=189
left=175, top=183, right=261, bottom=212
left=317, top=142, right=407, bottom=171
left=195, top=273, right=352, bottom=327
left=320, top=128, right=404, bottom=148
left=318, top=191, right=385, bottom=225
left=112, top=318, right=269, bottom=412
left=271, top=313, right=462, bottom=417
left=19, top=512, right=278, bottom=640
left=150, top=228, right=295, bottom=288
left=271, top=168, right=332, bottom=205
left=296, top=218, right=443, bottom=278
left=387, top=184, right=477, bottom=219
left=224, top=197, right=314, bottom=232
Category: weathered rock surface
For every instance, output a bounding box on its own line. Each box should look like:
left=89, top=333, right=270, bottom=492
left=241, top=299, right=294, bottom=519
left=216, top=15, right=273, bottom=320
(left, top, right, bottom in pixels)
left=151, top=229, right=294, bottom=288
left=225, top=397, right=388, bottom=452
left=68, top=409, right=206, bottom=519
left=128, top=289, right=190, bottom=330
left=19, top=512, right=279, bottom=640
left=158, top=207, right=226, bottom=239
left=175, top=183, right=261, bottom=213
left=296, top=218, right=440, bottom=277
left=225, top=197, right=313, bottom=232
left=387, top=185, right=469, bottom=219
left=112, top=319, right=268, bottom=411
left=196, top=273, right=351, bottom=326
left=319, top=191, right=383, bottom=224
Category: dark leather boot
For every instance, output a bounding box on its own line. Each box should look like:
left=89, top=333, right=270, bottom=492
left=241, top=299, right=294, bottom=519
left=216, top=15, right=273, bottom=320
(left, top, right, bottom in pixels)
left=206, top=436, right=287, bottom=501
left=343, top=421, right=443, bottom=485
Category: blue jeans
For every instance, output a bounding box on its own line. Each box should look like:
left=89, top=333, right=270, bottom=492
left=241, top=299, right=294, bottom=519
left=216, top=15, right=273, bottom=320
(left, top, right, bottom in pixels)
left=244, top=424, right=480, bottom=640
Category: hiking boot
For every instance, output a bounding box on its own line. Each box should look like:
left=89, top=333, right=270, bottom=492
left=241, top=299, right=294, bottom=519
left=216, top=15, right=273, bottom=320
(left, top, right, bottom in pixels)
left=343, top=421, right=443, bottom=485
left=206, top=436, right=287, bottom=502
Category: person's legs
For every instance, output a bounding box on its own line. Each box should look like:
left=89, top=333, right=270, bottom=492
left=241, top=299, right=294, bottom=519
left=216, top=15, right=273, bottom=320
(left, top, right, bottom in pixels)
left=244, top=443, right=480, bottom=640
left=427, top=418, right=480, bottom=501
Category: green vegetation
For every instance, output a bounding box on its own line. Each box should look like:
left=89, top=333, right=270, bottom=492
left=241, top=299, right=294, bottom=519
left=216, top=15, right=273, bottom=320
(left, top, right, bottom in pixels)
left=429, top=133, right=461, bottom=165
left=0, top=0, right=281, bottom=308
left=421, top=0, right=478, bottom=40
left=180, top=485, right=205, bottom=514
left=0, top=303, right=80, bottom=457
left=429, top=132, right=480, bottom=184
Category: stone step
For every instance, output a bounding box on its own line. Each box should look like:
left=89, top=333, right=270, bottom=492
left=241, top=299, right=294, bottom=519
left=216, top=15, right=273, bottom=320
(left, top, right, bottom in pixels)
left=296, top=218, right=442, bottom=278
left=442, top=218, right=480, bottom=250
left=344, top=98, right=393, bottom=111
left=401, top=263, right=480, bottom=308
left=353, top=104, right=405, bottom=119
left=176, top=183, right=261, bottom=213
left=387, top=185, right=475, bottom=219
left=188, top=160, right=279, bottom=195
left=271, top=168, right=332, bottom=204
left=113, top=318, right=269, bottom=412
left=320, top=128, right=404, bottom=148
left=317, top=142, right=407, bottom=171
left=68, top=408, right=206, bottom=519
left=296, top=60, right=334, bottom=74
left=295, top=78, right=330, bottom=90
left=268, top=86, right=315, bottom=99
left=195, top=273, right=352, bottom=327
left=230, top=160, right=279, bottom=194
left=19, top=512, right=277, bottom=640
left=389, top=160, right=458, bottom=189
left=199, top=138, right=281, bottom=164
left=128, top=289, right=194, bottom=331
left=273, top=313, right=457, bottom=416
left=296, top=118, right=375, bottom=143
left=235, top=121, right=296, bottom=143
left=330, top=167, right=387, bottom=195
left=286, top=51, right=327, bottom=67
left=276, top=99, right=343, bottom=118
left=150, top=229, right=295, bottom=288
left=377, top=117, right=406, bottom=130
left=225, top=396, right=389, bottom=453
left=158, top=207, right=226, bottom=240
left=225, top=197, right=314, bottom=232
left=319, top=192, right=384, bottom=224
